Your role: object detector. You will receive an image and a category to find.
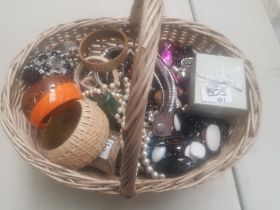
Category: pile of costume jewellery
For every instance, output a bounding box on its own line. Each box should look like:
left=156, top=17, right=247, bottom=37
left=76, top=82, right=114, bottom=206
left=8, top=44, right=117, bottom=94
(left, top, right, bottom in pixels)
left=21, top=29, right=247, bottom=178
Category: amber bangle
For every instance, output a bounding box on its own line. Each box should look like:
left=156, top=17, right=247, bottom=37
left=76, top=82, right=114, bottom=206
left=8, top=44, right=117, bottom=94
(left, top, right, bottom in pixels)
left=79, top=29, right=128, bottom=72
left=22, top=75, right=73, bottom=117
left=30, top=82, right=82, bottom=128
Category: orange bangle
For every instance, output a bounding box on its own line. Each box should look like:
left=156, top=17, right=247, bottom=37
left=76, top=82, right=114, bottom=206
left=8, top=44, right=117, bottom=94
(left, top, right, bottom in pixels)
left=22, top=75, right=72, bottom=117
left=30, top=82, right=82, bottom=127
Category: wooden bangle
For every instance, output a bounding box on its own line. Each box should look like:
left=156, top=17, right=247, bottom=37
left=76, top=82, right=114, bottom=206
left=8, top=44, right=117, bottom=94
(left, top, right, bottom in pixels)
left=30, top=82, right=82, bottom=128
left=41, top=99, right=109, bottom=169
left=79, top=29, right=128, bottom=72
left=22, top=75, right=72, bottom=117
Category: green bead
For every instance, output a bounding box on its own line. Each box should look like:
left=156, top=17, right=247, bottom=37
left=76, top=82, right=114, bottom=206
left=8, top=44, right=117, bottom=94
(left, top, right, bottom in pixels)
left=96, top=92, right=121, bottom=131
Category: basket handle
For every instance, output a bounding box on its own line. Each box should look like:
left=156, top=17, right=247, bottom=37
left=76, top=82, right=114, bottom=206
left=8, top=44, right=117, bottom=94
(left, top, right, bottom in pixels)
left=119, top=0, right=164, bottom=197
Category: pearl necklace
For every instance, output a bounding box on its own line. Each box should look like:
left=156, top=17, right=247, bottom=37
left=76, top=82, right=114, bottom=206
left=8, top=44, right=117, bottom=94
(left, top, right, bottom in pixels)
left=83, top=74, right=130, bottom=129
left=139, top=126, right=166, bottom=179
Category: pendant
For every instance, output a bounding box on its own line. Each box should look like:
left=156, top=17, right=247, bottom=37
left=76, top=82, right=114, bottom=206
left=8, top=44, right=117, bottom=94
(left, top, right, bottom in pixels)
left=95, top=92, right=121, bottom=131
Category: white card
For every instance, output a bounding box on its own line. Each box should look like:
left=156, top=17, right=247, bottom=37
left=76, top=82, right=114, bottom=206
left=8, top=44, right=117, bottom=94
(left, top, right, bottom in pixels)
left=201, top=84, right=232, bottom=104
left=99, top=139, right=114, bottom=160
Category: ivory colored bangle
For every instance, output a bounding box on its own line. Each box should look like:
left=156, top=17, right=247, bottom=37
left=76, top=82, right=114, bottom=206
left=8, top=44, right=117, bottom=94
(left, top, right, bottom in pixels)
left=74, top=56, right=119, bottom=90
left=74, top=56, right=109, bottom=89
left=79, top=29, right=128, bottom=72
left=30, top=82, right=82, bottom=128
left=22, top=75, right=72, bottom=117
left=88, top=56, right=120, bottom=87
left=41, top=99, right=110, bottom=170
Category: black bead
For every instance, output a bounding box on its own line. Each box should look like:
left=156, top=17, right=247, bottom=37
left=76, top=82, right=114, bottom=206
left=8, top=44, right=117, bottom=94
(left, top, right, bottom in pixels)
left=21, top=50, right=73, bottom=86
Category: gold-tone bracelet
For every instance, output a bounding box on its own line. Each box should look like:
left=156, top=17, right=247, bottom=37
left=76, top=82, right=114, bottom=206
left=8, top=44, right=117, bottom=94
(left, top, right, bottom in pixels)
left=78, top=29, right=128, bottom=72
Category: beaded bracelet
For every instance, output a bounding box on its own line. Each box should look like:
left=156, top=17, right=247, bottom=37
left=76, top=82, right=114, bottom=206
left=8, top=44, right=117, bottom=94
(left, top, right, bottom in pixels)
left=138, top=126, right=166, bottom=179
left=21, top=50, right=73, bottom=86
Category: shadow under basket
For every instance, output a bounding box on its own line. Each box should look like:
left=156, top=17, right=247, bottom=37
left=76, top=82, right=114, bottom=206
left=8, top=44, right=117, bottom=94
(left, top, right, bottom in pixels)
left=0, top=17, right=261, bottom=195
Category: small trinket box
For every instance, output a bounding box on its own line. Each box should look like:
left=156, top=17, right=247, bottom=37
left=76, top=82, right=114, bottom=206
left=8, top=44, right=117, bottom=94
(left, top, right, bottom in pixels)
left=189, top=53, right=247, bottom=118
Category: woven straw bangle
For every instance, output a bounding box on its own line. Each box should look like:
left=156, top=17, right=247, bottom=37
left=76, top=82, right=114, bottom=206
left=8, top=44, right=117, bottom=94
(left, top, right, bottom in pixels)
left=79, top=29, right=128, bottom=72
left=41, top=99, right=110, bottom=170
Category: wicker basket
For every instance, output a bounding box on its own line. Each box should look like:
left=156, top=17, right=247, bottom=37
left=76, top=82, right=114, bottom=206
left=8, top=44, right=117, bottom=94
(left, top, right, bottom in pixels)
left=0, top=0, right=261, bottom=197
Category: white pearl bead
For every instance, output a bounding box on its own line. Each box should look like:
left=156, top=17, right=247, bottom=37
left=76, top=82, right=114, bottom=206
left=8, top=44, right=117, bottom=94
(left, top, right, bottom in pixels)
left=121, top=121, right=125, bottom=128
left=145, top=136, right=151, bottom=144
left=114, top=113, right=120, bottom=119
left=125, top=89, right=130, bottom=94
left=118, top=98, right=123, bottom=104
left=82, top=92, right=86, bottom=97
left=84, top=90, right=89, bottom=95
left=142, top=143, right=148, bottom=150
left=121, top=101, right=126, bottom=107
left=116, top=93, right=121, bottom=99
left=142, top=158, right=150, bottom=166
left=123, top=77, right=129, bottom=82
left=159, top=173, right=165, bottom=179
left=116, top=81, right=121, bottom=86
left=109, top=83, right=116, bottom=89
left=89, top=89, right=94, bottom=95
left=117, top=118, right=122, bottom=124
left=101, top=84, right=107, bottom=90
left=146, top=166, right=153, bottom=174
left=97, top=89, right=102, bottom=94
left=152, top=171, right=159, bottom=179
left=141, top=151, right=148, bottom=158
left=123, top=95, right=128, bottom=101
left=117, top=107, right=123, bottom=113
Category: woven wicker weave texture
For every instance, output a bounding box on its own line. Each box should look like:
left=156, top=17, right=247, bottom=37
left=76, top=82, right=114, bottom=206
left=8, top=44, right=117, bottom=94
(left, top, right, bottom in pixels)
left=41, top=99, right=110, bottom=170
left=0, top=0, right=261, bottom=197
